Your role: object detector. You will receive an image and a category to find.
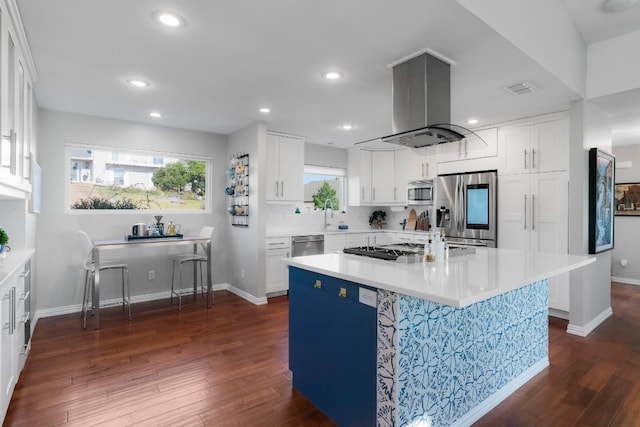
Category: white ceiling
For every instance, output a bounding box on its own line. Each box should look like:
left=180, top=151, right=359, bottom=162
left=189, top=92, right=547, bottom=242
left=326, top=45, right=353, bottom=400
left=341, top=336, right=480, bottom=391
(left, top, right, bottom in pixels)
left=15, top=0, right=640, bottom=148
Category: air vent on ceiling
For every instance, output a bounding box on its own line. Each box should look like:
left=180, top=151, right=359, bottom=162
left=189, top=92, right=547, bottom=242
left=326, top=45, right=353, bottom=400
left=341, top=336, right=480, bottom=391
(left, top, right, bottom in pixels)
left=503, top=81, right=537, bottom=96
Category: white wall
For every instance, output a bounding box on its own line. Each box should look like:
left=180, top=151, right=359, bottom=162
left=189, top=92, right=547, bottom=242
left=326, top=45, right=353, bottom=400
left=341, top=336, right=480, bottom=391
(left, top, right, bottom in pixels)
left=456, top=0, right=586, bottom=97
left=567, top=100, right=613, bottom=336
left=226, top=122, right=267, bottom=302
left=35, top=109, right=230, bottom=316
left=611, top=144, right=640, bottom=284
left=587, top=30, right=640, bottom=99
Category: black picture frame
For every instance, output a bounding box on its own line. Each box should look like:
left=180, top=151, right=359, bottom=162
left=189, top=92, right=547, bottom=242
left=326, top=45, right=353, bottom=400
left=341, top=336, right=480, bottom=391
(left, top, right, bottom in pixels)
left=588, top=148, right=615, bottom=254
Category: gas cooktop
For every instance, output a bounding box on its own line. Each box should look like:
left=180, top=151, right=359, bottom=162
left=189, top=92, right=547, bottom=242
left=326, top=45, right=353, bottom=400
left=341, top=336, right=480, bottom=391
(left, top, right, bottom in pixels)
left=342, top=245, right=423, bottom=263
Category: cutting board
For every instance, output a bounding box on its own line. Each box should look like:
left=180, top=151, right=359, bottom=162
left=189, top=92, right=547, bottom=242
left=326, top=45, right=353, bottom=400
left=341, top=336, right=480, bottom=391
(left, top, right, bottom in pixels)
left=407, top=209, right=417, bottom=230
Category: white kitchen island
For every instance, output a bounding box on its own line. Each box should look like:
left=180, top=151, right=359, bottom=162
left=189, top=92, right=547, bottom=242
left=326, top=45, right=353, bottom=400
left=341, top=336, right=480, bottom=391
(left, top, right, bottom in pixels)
left=285, top=248, right=594, bottom=427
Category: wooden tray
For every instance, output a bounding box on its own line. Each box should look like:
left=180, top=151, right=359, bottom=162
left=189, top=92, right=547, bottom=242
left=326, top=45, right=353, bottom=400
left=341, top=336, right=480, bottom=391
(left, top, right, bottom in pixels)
left=407, top=209, right=417, bottom=230
left=126, top=234, right=183, bottom=241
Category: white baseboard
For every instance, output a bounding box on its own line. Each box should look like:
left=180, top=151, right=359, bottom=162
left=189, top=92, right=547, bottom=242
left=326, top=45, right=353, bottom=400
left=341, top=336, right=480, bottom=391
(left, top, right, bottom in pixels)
left=34, top=282, right=267, bottom=320
left=451, top=358, right=549, bottom=427
left=567, top=306, right=613, bottom=337
left=611, top=276, right=640, bottom=286
left=548, top=308, right=569, bottom=320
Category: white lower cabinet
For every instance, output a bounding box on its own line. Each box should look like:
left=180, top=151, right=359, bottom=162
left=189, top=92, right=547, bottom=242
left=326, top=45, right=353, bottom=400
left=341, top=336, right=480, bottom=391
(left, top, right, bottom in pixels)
left=1, top=256, right=31, bottom=423
left=1, top=279, right=16, bottom=420
left=498, top=171, right=569, bottom=312
left=265, top=237, right=290, bottom=294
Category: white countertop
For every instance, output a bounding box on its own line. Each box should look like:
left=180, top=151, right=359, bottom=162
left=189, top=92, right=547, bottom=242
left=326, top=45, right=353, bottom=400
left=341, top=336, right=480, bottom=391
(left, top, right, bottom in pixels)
left=0, top=249, right=35, bottom=287
left=284, top=248, right=595, bottom=307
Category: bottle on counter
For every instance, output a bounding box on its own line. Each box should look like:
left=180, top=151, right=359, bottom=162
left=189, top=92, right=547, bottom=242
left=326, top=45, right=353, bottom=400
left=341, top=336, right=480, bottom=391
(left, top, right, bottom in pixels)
left=424, top=238, right=435, bottom=262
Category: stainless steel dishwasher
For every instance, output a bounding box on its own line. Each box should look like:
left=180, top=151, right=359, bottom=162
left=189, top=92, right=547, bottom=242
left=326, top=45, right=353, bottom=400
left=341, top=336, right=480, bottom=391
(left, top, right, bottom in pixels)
left=291, top=235, right=325, bottom=257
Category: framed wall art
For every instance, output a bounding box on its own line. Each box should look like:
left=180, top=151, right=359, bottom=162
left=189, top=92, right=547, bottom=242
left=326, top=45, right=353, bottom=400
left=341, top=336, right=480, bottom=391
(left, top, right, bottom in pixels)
left=588, top=148, right=615, bottom=254
left=615, top=183, right=640, bottom=216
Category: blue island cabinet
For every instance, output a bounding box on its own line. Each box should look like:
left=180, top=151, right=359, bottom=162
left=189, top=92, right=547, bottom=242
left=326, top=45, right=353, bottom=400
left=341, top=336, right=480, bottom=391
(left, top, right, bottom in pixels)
left=289, top=267, right=377, bottom=427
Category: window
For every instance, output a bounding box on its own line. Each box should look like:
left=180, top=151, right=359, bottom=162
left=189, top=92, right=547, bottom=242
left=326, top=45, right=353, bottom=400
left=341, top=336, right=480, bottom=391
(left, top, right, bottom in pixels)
left=303, top=165, right=346, bottom=211
left=66, top=144, right=211, bottom=212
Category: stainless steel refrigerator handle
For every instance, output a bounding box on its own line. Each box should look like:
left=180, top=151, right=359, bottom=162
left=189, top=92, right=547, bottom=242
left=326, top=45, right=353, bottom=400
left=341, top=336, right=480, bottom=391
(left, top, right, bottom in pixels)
left=532, top=194, right=536, bottom=230
left=460, top=181, right=466, bottom=232
left=524, top=194, right=528, bottom=230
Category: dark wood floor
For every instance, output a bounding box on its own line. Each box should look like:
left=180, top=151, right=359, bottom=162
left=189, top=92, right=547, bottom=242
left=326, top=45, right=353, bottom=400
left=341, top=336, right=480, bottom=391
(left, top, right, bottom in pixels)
left=4, top=283, right=640, bottom=426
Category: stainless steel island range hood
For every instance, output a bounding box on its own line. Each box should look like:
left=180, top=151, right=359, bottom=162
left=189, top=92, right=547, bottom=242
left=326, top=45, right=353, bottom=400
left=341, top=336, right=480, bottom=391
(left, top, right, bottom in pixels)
left=381, top=52, right=482, bottom=149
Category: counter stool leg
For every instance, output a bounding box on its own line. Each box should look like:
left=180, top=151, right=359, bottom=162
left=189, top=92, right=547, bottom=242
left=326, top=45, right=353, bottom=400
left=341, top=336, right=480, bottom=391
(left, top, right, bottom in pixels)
left=125, top=267, right=131, bottom=321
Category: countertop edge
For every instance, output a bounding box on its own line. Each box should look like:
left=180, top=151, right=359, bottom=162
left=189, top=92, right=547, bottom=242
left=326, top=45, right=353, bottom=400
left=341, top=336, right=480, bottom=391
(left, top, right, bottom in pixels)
left=283, top=250, right=595, bottom=307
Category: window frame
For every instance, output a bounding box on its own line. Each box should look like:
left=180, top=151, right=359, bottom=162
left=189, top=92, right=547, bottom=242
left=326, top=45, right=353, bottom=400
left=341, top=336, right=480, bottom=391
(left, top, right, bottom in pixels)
left=65, top=143, right=213, bottom=214
left=303, top=165, right=347, bottom=212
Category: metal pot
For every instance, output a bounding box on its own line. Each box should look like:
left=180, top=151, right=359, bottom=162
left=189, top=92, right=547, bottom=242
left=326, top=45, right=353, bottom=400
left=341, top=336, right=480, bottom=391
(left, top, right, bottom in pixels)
left=132, top=223, right=147, bottom=236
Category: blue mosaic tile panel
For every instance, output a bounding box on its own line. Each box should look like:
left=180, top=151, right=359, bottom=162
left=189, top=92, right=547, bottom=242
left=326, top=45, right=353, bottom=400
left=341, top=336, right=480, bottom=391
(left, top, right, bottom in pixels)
left=378, top=280, right=548, bottom=427
left=377, top=289, right=398, bottom=427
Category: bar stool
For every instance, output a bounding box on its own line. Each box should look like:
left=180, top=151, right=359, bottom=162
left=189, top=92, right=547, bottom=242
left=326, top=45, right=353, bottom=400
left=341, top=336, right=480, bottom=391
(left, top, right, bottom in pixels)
left=170, top=226, right=214, bottom=310
left=77, top=231, right=131, bottom=328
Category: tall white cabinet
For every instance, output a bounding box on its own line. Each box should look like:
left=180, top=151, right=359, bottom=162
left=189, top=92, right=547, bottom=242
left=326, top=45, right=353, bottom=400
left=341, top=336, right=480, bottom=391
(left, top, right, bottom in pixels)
left=266, top=132, right=304, bottom=203
left=498, top=117, right=570, bottom=314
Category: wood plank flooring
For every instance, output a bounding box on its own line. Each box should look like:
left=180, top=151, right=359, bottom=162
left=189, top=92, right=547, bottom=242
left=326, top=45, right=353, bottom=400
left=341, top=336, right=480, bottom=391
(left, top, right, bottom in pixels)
left=4, top=283, right=640, bottom=426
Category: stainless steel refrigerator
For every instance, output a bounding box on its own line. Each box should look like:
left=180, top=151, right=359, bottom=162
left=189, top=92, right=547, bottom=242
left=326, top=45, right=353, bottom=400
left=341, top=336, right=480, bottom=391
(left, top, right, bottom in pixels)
left=435, top=170, right=497, bottom=247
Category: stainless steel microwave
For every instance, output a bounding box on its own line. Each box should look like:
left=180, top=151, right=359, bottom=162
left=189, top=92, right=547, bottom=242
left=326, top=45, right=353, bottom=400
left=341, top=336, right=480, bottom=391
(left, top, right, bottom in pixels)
left=407, top=179, right=434, bottom=205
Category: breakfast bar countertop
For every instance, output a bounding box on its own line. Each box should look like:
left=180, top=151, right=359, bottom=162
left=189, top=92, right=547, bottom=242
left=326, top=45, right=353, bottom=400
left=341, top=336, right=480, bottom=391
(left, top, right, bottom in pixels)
left=284, top=247, right=595, bottom=307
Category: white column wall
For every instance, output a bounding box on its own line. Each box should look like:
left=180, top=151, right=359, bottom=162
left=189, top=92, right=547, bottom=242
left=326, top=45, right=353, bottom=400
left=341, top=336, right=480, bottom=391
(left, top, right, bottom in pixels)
left=568, top=100, right=613, bottom=336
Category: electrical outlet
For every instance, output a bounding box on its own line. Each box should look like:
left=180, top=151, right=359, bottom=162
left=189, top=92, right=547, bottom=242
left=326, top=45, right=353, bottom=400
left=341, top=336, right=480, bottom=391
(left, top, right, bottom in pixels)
left=148, top=270, right=155, bottom=280
left=241, top=268, right=245, bottom=279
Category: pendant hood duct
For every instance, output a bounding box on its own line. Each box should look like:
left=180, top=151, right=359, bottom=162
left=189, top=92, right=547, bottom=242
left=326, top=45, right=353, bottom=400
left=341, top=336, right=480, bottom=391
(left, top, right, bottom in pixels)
left=380, top=53, right=481, bottom=149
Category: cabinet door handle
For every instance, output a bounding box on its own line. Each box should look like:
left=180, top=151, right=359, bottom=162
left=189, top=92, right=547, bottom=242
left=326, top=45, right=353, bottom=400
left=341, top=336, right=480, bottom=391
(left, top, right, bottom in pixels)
left=422, top=163, right=425, bottom=177
left=524, top=149, right=528, bottom=169
left=524, top=194, right=528, bottom=230
left=338, top=288, right=347, bottom=298
left=394, top=187, right=397, bottom=200
left=425, top=162, right=429, bottom=177
left=314, top=280, right=322, bottom=289
left=464, top=140, right=468, bottom=157
left=532, top=149, right=536, bottom=169
left=373, top=187, right=376, bottom=201
left=361, top=187, right=365, bottom=200
left=275, top=180, right=279, bottom=197
left=281, top=181, right=284, bottom=197
left=531, top=194, right=536, bottom=231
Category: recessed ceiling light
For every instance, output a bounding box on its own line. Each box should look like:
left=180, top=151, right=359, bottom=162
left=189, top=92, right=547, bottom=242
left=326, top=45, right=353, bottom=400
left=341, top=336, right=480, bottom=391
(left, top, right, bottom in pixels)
left=341, top=123, right=354, bottom=130
left=259, top=107, right=271, bottom=113
left=602, top=0, right=639, bottom=12
left=149, top=112, right=162, bottom=118
left=127, top=79, right=150, bottom=88
left=467, top=119, right=479, bottom=125
left=322, top=71, right=344, bottom=80
left=151, top=10, right=187, bottom=28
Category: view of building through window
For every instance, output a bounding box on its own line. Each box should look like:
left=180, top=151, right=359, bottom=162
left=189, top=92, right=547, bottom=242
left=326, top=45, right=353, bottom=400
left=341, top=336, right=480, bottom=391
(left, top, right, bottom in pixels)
left=67, top=145, right=209, bottom=211
left=303, top=165, right=345, bottom=212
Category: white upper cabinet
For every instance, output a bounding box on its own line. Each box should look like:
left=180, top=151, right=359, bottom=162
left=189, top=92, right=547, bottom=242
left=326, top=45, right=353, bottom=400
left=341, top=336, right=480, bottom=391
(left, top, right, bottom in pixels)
left=0, top=1, right=36, bottom=199
left=266, top=132, right=304, bottom=203
left=348, top=149, right=403, bottom=206
left=436, top=127, right=498, bottom=163
left=499, top=118, right=569, bottom=175
left=370, top=150, right=395, bottom=204
left=406, top=146, right=436, bottom=181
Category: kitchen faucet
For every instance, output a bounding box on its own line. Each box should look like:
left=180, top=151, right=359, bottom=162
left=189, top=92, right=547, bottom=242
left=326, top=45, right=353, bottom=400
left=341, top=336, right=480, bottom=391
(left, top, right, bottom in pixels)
left=323, top=199, right=336, bottom=231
